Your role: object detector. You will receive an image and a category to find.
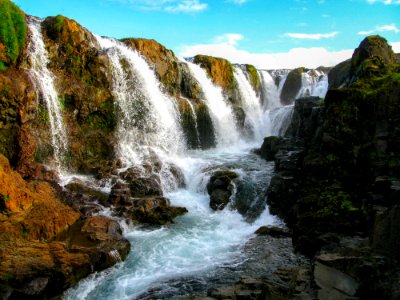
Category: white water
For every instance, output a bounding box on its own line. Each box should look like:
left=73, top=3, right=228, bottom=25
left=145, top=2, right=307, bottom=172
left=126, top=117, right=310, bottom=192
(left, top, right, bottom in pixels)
left=61, top=49, right=297, bottom=299
left=63, top=147, right=279, bottom=300
left=233, top=66, right=266, bottom=142
left=95, top=36, right=185, bottom=167
left=259, top=70, right=281, bottom=110
left=296, top=69, right=328, bottom=99
left=185, top=60, right=240, bottom=148
left=27, top=19, right=69, bottom=174
left=184, top=97, right=201, bottom=147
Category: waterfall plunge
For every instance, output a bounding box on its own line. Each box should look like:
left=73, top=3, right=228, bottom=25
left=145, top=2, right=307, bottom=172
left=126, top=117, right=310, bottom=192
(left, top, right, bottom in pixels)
left=233, top=66, right=266, bottom=142
left=184, top=60, right=240, bottom=148
left=96, top=36, right=185, bottom=167
left=259, top=70, right=281, bottom=110
left=27, top=19, right=69, bottom=175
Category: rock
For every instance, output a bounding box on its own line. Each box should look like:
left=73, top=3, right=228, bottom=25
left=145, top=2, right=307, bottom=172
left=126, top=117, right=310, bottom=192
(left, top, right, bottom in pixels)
left=349, top=35, right=397, bottom=83
left=255, top=226, right=291, bottom=238
left=258, top=136, right=286, bottom=161
left=328, top=58, right=351, bottom=89
left=119, top=196, right=188, bottom=225
left=280, top=67, right=305, bottom=105
left=207, top=170, right=239, bottom=210
left=0, top=154, right=130, bottom=299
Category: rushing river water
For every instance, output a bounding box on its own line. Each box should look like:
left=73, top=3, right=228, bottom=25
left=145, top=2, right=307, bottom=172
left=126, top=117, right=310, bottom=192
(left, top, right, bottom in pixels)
left=63, top=144, right=283, bottom=300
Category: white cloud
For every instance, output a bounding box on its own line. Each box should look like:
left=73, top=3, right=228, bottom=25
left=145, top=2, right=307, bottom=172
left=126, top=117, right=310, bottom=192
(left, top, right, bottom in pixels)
left=285, top=32, right=338, bottom=40
left=367, top=0, right=400, bottom=4
left=112, top=0, right=207, bottom=13
left=178, top=35, right=354, bottom=69
left=392, top=42, right=400, bottom=52
left=165, top=0, right=207, bottom=12
left=213, top=33, right=244, bottom=46
left=358, top=24, right=400, bottom=35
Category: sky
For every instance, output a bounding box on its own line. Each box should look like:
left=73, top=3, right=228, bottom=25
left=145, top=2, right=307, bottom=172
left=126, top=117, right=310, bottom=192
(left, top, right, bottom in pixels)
left=13, top=0, right=400, bottom=69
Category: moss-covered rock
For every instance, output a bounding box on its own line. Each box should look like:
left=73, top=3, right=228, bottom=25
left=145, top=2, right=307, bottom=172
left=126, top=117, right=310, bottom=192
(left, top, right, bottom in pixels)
left=0, top=0, right=26, bottom=70
left=194, top=54, right=236, bottom=92
left=245, top=64, right=261, bottom=95
left=349, top=35, right=397, bottom=83
left=328, top=59, right=351, bottom=89
left=280, top=67, right=305, bottom=105
left=33, top=15, right=117, bottom=173
left=266, top=35, right=400, bottom=259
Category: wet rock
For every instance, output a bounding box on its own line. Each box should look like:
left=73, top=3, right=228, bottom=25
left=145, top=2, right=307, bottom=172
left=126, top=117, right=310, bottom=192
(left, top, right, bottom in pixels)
left=280, top=67, right=304, bottom=105
left=255, top=226, right=291, bottom=238
left=117, top=196, right=188, bottom=225
left=207, top=170, right=239, bottom=210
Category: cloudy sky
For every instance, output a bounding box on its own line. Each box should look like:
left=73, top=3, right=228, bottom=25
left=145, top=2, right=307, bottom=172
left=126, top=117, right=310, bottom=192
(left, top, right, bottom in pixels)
left=14, top=0, right=400, bottom=69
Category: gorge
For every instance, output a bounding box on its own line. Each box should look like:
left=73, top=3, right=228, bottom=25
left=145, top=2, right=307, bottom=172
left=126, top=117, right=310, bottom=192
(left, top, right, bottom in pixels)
left=1, top=1, right=400, bottom=299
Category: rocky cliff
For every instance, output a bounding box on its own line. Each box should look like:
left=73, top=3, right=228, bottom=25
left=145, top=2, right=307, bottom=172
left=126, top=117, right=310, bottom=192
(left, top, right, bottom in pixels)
left=262, top=35, right=400, bottom=298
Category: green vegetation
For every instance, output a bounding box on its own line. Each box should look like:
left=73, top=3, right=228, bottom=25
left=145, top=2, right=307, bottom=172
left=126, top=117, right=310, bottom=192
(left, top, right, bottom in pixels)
left=0, top=0, right=26, bottom=68
left=245, top=64, right=261, bottom=92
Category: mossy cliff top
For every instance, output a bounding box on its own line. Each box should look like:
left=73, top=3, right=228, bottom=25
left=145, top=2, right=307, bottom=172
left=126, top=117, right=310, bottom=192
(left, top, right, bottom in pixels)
left=0, top=0, right=26, bottom=70
left=244, top=64, right=261, bottom=92
left=193, top=54, right=236, bottom=92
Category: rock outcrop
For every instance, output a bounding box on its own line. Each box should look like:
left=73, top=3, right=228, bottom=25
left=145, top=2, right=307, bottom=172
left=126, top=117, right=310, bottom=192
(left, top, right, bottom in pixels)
left=262, top=35, right=400, bottom=298
left=0, top=154, right=130, bottom=299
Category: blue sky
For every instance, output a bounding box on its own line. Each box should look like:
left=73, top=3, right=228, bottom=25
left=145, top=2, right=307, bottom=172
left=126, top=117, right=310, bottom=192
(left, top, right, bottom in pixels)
left=13, top=0, right=400, bottom=68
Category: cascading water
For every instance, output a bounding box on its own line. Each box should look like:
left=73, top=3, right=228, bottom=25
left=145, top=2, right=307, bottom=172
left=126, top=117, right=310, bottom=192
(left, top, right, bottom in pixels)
left=63, top=49, right=297, bottom=299
left=27, top=18, right=69, bottom=174
left=233, top=66, right=266, bottom=142
left=296, top=69, right=328, bottom=99
left=184, top=98, right=202, bottom=148
left=184, top=60, right=240, bottom=148
left=95, top=36, right=185, bottom=167
left=259, top=70, right=281, bottom=110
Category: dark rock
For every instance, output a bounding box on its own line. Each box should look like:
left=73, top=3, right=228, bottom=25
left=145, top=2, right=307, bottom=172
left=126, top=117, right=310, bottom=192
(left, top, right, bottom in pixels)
left=280, top=67, right=304, bottom=105
left=207, top=170, right=239, bottom=210
left=120, top=196, right=188, bottom=225
left=258, top=136, right=286, bottom=161
left=255, top=226, right=291, bottom=238
left=328, top=58, right=351, bottom=89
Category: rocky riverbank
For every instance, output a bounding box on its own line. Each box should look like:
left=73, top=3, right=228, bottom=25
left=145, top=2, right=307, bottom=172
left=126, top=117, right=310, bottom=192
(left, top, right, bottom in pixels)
left=259, top=35, right=400, bottom=298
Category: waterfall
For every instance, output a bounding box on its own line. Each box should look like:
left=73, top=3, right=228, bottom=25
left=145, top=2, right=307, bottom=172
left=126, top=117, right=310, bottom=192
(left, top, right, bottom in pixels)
left=95, top=36, right=185, bottom=167
left=27, top=18, right=69, bottom=175
left=184, top=98, right=201, bottom=148
left=233, top=66, right=265, bottom=142
left=184, top=60, right=240, bottom=148
left=296, top=70, right=328, bottom=99
left=259, top=70, right=281, bottom=110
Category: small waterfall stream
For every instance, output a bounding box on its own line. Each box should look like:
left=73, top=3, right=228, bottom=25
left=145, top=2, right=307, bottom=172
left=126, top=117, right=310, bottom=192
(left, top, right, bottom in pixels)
left=259, top=70, right=281, bottom=110
left=184, top=60, right=240, bottom=148
left=296, top=69, right=328, bottom=99
left=233, top=66, right=265, bottom=142
left=27, top=18, right=69, bottom=175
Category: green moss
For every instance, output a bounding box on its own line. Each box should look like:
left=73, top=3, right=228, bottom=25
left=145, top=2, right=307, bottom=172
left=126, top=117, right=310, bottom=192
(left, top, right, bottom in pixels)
left=53, top=15, right=65, bottom=32
left=245, top=64, right=261, bottom=91
left=0, top=0, right=26, bottom=68
left=34, top=143, right=53, bottom=163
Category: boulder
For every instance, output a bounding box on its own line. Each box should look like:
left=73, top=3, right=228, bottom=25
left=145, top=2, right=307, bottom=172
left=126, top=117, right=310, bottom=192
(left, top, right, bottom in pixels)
left=280, top=67, right=305, bottom=105
left=207, top=170, right=239, bottom=210
left=255, top=226, right=291, bottom=238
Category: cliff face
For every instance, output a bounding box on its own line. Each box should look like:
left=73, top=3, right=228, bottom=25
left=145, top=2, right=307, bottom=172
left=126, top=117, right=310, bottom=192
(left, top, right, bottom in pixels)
left=263, top=36, right=400, bottom=298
